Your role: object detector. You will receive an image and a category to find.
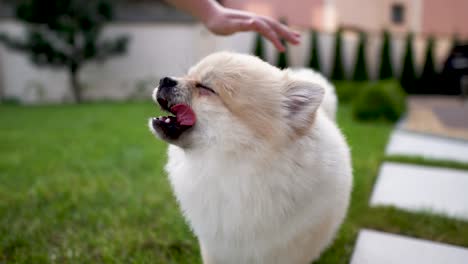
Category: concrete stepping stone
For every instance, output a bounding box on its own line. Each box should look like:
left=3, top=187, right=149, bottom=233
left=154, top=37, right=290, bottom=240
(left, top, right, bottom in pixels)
left=370, top=162, right=468, bottom=220
left=350, top=229, right=468, bottom=264
left=386, top=130, right=468, bottom=163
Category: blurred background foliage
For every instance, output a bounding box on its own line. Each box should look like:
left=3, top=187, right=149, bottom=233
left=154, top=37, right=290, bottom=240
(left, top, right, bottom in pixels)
left=0, top=0, right=129, bottom=102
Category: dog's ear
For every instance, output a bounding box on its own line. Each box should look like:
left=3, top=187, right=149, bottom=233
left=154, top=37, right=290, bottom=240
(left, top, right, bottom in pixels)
left=283, top=80, right=324, bottom=135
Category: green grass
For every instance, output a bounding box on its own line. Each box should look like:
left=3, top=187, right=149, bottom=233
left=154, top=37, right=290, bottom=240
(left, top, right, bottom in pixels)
left=1, top=102, right=467, bottom=263
left=386, top=155, right=468, bottom=171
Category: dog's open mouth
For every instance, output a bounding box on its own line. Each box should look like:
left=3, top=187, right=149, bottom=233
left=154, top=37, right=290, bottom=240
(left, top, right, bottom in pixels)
left=151, top=99, right=196, bottom=140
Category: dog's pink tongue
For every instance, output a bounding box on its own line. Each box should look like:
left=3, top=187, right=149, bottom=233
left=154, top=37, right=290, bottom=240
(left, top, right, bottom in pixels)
left=171, top=104, right=196, bottom=126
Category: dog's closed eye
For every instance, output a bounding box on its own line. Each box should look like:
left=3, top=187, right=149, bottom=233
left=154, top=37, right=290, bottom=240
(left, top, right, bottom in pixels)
left=196, top=83, right=216, bottom=95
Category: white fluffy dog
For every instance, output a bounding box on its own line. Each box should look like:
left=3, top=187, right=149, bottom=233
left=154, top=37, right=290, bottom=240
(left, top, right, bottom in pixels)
left=149, top=52, right=352, bottom=264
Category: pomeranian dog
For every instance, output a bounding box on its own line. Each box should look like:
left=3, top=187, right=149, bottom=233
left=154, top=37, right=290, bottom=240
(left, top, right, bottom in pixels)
left=149, top=52, right=352, bottom=264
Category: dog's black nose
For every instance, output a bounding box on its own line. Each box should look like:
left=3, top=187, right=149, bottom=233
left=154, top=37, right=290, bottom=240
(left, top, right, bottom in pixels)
left=159, top=77, right=177, bottom=89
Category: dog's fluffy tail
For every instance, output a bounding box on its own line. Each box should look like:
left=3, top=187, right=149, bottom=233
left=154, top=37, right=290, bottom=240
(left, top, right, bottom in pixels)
left=291, top=68, right=338, bottom=121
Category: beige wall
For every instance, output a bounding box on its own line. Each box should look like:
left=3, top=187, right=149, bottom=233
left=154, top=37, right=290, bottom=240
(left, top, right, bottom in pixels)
left=336, top=0, right=468, bottom=37
left=422, top=0, right=468, bottom=37
left=334, top=0, right=422, bottom=34
left=225, top=0, right=468, bottom=38
left=225, top=0, right=423, bottom=33
left=223, top=0, right=325, bottom=29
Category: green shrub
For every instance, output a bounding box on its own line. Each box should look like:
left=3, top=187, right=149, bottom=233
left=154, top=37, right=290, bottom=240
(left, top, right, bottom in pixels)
left=353, top=32, right=369, bottom=81
left=334, top=81, right=364, bottom=103
left=379, top=30, right=394, bottom=79
left=419, top=36, right=437, bottom=94
left=452, top=33, right=463, bottom=48
left=276, top=38, right=289, bottom=69
left=0, top=97, right=21, bottom=105
left=308, top=30, right=321, bottom=72
left=400, top=33, right=417, bottom=93
left=421, top=37, right=436, bottom=79
left=331, top=29, right=345, bottom=80
left=352, top=80, right=406, bottom=122
left=253, top=33, right=266, bottom=61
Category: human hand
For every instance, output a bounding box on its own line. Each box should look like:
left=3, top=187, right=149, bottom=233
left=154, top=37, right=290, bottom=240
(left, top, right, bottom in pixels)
left=204, top=6, right=301, bottom=52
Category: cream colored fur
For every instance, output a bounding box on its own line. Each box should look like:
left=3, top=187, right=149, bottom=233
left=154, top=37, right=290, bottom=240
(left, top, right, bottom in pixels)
left=290, top=68, right=338, bottom=121
left=149, top=52, right=352, bottom=264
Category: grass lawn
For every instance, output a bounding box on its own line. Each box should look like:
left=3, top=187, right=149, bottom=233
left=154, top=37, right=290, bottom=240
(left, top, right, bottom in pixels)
left=1, top=102, right=467, bottom=263
left=385, top=155, right=468, bottom=171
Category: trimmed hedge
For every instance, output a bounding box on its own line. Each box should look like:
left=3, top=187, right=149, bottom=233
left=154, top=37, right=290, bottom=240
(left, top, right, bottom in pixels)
left=352, top=80, right=406, bottom=122
left=308, top=30, right=321, bottom=72
left=379, top=31, right=394, bottom=79
left=331, top=29, right=345, bottom=80
left=334, top=81, right=364, bottom=103
left=400, top=33, right=417, bottom=93
left=253, top=33, right=266, bottom=61
left=276, top=38, right=289, bottom=69
left=419, top=36, right=437, bottom=94
left=353, top=32, right=369, bottom=81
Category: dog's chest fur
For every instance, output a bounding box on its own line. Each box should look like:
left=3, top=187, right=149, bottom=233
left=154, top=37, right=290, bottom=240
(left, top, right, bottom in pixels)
left=164, top=116, right=351, bottom=263
left=168, top=146, right=318, bottom=233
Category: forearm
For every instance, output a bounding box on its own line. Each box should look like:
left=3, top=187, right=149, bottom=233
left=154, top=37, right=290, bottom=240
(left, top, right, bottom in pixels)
left=164, top=0, right=221, bottom=24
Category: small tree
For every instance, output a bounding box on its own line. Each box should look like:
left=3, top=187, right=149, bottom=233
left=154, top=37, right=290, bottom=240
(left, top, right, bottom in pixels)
left=275, top=18, right=289, bottom=69
left=0, top=0, right=128, bottom=103
left=419, top=36, right=437, bottom=94
left=307, top=30, right=321, bottom=72
left=352, top=32, right=369, bottom=81
left=253, top=33, right=266, bottom=61
left=275, top=38, right=289, bottom=69
left=331, top=29, right=345, bottom=80
left=379, top=30, right=393, bottom=79
left=400, top=33, right=417, bottom=93
left=452, top=33, right=463, bottom=49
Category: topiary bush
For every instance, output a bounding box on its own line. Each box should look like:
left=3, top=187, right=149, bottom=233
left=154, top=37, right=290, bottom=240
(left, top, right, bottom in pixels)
left=452, top=33, right=463, bottom=49
left=419, top=36, right=438, bottom=94
left=253, top=33, right=266, bottom=61
left=334, top=81, right=363, bottom=103
left=353, top=32, right=369, bottom=81
left=0, top=97, right=21, bottom=105
left=308, top=30, right=321, bottom=72
left=276, top=38, right=289, bottom=69
left=331, top=29, right=345, bottom=80
left=275, top=18, right=289, bottom=69
left=400, top=33, right=417, bottom=93
left=352, top=80, right=406, bottom=122
left=378, top=30, right=394, bottom=79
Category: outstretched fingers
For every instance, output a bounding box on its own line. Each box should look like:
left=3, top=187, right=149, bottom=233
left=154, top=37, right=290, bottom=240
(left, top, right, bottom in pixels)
left=264, top=17, right=301, bottom=45
left=238, top=18, right=285, bottom=51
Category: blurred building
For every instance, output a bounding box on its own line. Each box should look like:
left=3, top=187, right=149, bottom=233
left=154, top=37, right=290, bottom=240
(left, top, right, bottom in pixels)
left=224, top=0, right=468, bottom=37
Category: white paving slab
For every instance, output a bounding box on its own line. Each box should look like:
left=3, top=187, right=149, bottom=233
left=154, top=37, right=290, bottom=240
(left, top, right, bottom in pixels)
left=386, top=130, right=468, bottom=163
left=370, top=162, right=468, bottom=220
left=350, top=229, right=468, bottom=264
